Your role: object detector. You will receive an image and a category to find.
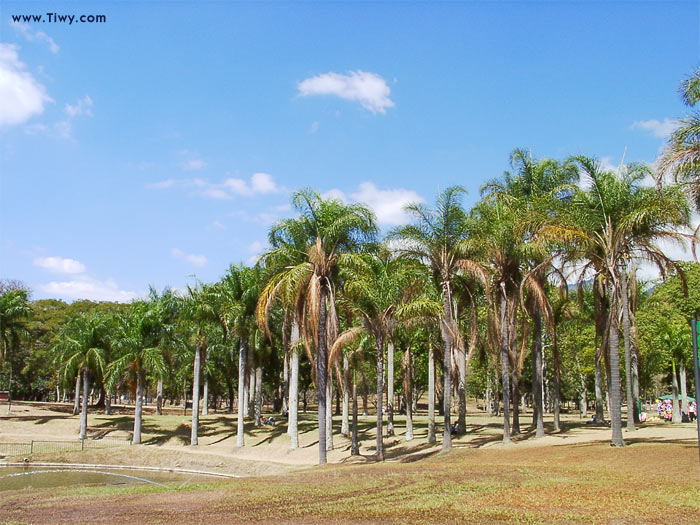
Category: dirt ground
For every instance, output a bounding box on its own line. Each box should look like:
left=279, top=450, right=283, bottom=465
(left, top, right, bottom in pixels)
left=1, top=400, right=698, bottom=471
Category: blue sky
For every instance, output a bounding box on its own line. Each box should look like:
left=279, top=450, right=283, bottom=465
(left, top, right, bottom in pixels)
left=1, top=1, right=698, bottom=301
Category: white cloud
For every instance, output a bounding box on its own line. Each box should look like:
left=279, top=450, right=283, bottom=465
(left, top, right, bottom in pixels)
left=0, top=44, right=51, bottom=127
left=65, top=95, right=93, bottom=118
left=310, top=121, right=320, bottom=133
left=298, top=70, right=395, bottom=114
left=631, top=118, right=678, bottom=139
left=322, top=188, right=348, bottom=203
left=152, top=172, right=281, bottom=200
left=207, top=220, right=226, bottom=230
left=349, top=182, right=424, bottom=225
left=34, top=256, right=86, bottom=274
left=11, top=22, right=59, bottom=54
left=247, top=240, right=266, bottom=265
left=147, top=179, right=175, bottom=189
left=183, top=158, right=206, bottom=171
left=171, top=248, right=207, bottom=267
left=39, top=276, right=140, bottom=302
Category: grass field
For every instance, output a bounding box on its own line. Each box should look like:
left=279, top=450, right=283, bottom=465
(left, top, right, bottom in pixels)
left=1, top=402, right=700, bottom=523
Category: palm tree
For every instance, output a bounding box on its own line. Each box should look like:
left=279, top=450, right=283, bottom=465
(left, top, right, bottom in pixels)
left=659, top=68, right=700, bottom=210
left=389, top=186, right=474, bottom=450
left=548, top=157, right=694, bottom=446
left=216, top=265, right=262, bottom=448
left=108, top=301, right=167, bottom=444
left=259, top=189, right=377, bottom=464
left=331, top=249, right=440, bottom=460
left=0, top=289, right=32, bottom=414
left=53, top=313, right=108, bottom=439
left=481, top=149, right=578, bottom=435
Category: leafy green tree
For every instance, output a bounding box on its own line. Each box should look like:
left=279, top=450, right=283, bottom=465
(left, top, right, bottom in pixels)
left=53, top=313, right=109, bottom=438
left=0, top=288, right=32, bottom=413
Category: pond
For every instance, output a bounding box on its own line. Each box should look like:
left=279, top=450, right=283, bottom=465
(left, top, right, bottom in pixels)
left=0, top=465, right=226, bottom=491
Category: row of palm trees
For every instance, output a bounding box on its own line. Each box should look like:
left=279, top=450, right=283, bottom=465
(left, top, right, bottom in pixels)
left=3, top=148, right=697, bottom=464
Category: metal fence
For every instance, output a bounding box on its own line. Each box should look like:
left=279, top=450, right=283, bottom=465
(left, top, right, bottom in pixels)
left=0, top=438, right=131, bottom=457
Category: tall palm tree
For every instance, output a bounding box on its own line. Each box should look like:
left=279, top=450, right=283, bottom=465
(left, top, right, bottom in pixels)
left=259, top=189, right=377, bottom=465
left=481, top=149, right=578, bottom=435
left=53, top=313, right=109, bottom=439
left=107, top=301, right=167, bottom=444
left=0, top=289, right=32, bottom=414
left=216, top=265, right=261, bottom=448
left=389, top=187, right=476, bottom=450
left=548, top=157, right=694, bottom=446
left=659, top=68, right=700, bottom=209
left=331, top=249, right=440, bottom=460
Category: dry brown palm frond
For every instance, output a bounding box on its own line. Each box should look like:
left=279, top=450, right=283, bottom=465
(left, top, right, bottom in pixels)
left=328, top=326, right=367, bottom=370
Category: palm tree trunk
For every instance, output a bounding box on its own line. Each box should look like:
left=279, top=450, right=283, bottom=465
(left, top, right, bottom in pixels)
left=621, top=271, right=635, bottom=432
left=282, top=310, right=290, bottom=417
left=247, top=364, right=255, bottom=419
left=607, top=281, right=624, bottom=447
left=237, top=337, right=246, bottom=447
left=375, top=332, right=385, bottom=460
left=191, top=345, right=201, bottom=446
left=404, top=347, right=414, bottom=441
left=428, top=345, right=436, bottom=444
left=105, top=388, right=112, bottom=415
left=441, top=281, right=453, bottom=451
left=255, top=365, right=263, bottom=426
left=202, top=368, right=209, bottom=416
left=80, top=367, right=89, bottom=440
left=672, top=359, right=681, bottom=423
left=133, top=368, right=144, bottom=444
left=317, top=281, right=329, bottom=465
left=387, top=341, right=394, bottom=437
left=680, top=360, right=689, bottom=417
left=532, top=311, right=544, bottom=438
left=73, top=372, right=81, bottom=416
left=594, top=281, right=607, bottom=423
left=341, top=353, right=349, bottom=437
left=456, top=343, right=466, bottom=434
left=500, top=284, right=512, bottom=444
left=579, top=373, right=588, bottom=418
left=156, top=379, right=163, bottom=416
left=552, top=331, right=562, bottom=432
left=289, top=344, right=299, bottom=449
left=325, top=376, right=333, bottom=451
left=511, top=364, right=521, bottom=435
left=351, top=369, right=359, bottom=455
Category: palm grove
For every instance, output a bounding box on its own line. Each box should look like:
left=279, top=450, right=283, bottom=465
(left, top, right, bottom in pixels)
left=3, top=71, right=700, bottom=465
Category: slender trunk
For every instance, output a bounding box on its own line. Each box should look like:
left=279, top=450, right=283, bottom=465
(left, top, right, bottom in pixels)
left=404, top=347, right=414, bottom=441
left=456, top=343, right=466, bottom=434
left=621, top=271, right=635, bottom=432
left=607, top=281, right=624, bottom=447
left=387, top=341, right=394, bottom=437
left=691, top=316, right=700, bottom=465
left=441, top=281, right=453, bottom=451
left=594, top=282, right=607, bottom=423
left=680, top=360, right=689, bottom=417
left=133, top=368, right=144, bottom=444
left=672, top=359, right=681, bottom=423
left=552, top=333, right=562, bottom=431
left=255, top=365, right=263, bottom=426
left=375, top=333, right=385, bottom=460
left=351, top=370, right=359, bottom=455
left=237, top=338, right=247, bottom=447
left=227, top=378, right=234, bottom=412
left=202, top=377, right=209, bottom=416
left=282, top=311, right=290, bottom=417
left=247, top=364, right=255, bottom=419
left=191, top=345, right=201, bottom=446
left=428, top=345, right=436, bottom=444
left=325, top=375, right=333, bottom=451
left=631, top=348, right=640, bottom=423
left=105, top=387, right=111, bottom=415
left=532, top=311, right=544, bottom=438
left=289, top=344, right=299, bottom=449
left=73, top=372, right=81, bottom=415
left=500, top=285, right=512, bottom=444
left=580, top=373, right=588, bottom=418
left=317, top=281, right=329, bottom=465
left=511, top=364, right=521, bottom=435
left=156, top=379, right=163, bottom=416
left=341, top=353, right=349, bottom=437
left=80, top=367, right=89, bottom=440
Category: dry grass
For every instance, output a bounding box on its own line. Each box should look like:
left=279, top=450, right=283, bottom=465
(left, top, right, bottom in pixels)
left=2, top=441, right=699, bottom=524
